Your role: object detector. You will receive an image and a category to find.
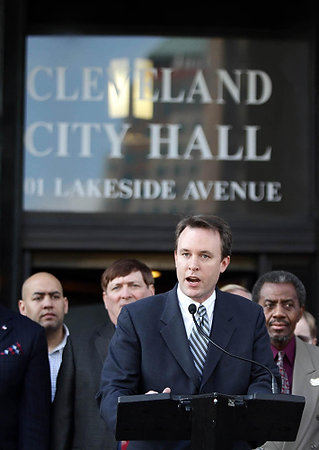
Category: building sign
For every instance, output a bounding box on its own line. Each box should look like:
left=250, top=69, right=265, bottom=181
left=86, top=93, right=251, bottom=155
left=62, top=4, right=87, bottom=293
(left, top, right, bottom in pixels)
left=24, top=36, right=311, bottom=218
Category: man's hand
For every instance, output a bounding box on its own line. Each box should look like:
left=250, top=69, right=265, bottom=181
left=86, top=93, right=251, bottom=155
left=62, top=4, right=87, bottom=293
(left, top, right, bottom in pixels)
left=145, top=387, right=171, bottom=394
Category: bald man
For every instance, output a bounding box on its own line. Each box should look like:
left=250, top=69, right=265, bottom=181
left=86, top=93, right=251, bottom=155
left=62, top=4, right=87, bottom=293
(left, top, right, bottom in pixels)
left=19, top=272, right=69, bottom=401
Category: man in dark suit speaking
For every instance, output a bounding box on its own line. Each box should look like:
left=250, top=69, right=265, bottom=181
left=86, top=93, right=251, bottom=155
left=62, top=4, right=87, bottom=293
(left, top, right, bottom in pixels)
left=99, top=215, right=277, bottom=449
left=0, top=304, right=51, bottom=449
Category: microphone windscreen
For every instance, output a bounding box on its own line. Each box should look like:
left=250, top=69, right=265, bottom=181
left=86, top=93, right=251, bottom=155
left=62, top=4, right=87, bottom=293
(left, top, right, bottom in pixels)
left=188, top=303, right=197, bottom=315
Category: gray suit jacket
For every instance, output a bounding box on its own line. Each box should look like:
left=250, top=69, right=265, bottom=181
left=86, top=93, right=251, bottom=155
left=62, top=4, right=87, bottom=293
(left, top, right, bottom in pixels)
left=51, top=318, right=117, bottom=450
left=258, top=337, right=319, bottom=450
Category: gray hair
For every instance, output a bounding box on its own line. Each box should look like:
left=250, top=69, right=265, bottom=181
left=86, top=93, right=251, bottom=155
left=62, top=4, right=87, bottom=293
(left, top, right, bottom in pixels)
left=252, top=270, right=306, bottom=307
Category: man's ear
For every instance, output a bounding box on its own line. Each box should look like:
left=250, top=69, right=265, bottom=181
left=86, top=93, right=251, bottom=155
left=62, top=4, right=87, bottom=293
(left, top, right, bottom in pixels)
left=174, top=250, right=178, bottom=266
left=64, top=297, right=69, bottom=315
left=220, top=255, right=230, bottom=273
left=149, top=284, right=155, bottom=295
left=18, top=300, right=26, bottom=316
left=102, top=291, right=109, bottom=310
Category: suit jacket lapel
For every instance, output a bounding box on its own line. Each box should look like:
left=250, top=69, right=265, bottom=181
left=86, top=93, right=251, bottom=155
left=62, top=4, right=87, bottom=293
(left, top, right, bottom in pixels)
left=160, top=287, right=201, bottom=389
left=201, top=290, right=236, bottom=388
left=289, top=337, right=318, bottom=448
left=94, top=321, right=115, bottom=365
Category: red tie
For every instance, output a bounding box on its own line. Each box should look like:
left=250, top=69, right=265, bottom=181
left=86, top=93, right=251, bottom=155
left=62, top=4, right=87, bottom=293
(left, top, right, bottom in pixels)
left=277, top=351, right=290, bottom=394
left=121, top=441, right=129, bottom=449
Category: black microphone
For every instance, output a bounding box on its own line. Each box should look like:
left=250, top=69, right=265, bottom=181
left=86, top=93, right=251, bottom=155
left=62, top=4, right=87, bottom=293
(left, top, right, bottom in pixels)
left=188, top=303, right=279, bottom=394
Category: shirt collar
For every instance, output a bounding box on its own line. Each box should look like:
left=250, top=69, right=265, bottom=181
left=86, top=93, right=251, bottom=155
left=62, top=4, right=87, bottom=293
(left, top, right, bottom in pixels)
left=177, top=284, right=216, bottom=322
left=271, top=335, right=296, bottom=366
left=49, top=323, right=69, bottom=355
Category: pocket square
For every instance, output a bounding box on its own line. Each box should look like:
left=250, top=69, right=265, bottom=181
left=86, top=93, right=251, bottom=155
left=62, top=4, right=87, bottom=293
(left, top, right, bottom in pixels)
left=0, top=342, right=22, bottom=355
left=310, top=378, right=319, bottom=386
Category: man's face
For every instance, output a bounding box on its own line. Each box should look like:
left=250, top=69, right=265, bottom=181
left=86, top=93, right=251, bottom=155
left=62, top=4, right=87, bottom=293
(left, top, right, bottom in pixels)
left=103, top=270, right=154, bottom=325
left=258, top=282, right=304, bottom=349
left=174, top=226, right=230, bottom=303
left=19, top=273, right=68, bottom=332
left=295, top=316, right=316, bottom=344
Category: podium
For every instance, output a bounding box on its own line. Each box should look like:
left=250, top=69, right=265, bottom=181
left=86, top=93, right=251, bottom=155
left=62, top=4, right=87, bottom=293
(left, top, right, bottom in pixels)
left=116, top=392, right=305, bottom=449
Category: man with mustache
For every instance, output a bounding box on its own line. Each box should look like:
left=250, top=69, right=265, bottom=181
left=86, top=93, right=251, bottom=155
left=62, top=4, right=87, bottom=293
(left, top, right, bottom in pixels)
left=19, top=272, right=69, bottom=402
left=252, top=270, right=319, bottom=450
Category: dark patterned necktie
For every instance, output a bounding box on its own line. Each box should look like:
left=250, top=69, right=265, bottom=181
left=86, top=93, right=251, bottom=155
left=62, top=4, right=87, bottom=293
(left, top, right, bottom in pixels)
left=277, top=351, right=290, bottom=394
left=189, top=305, right=210, bottom=375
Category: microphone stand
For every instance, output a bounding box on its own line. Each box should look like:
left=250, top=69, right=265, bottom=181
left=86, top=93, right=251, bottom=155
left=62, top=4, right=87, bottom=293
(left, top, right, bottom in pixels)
left=189, top=304, right=279, bottom=394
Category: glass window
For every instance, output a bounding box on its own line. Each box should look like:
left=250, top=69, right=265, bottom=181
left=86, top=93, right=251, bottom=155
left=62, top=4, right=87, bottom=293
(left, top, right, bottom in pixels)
left=24, top=35, right=311, bottom=220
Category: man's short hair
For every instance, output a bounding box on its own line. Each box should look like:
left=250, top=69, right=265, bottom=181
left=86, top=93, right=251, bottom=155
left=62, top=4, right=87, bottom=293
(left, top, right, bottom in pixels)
left=175, top=215, right=232, bottom=259
left=220, top=284, right=251, bottom=295
left=101, top=258, right=154, bottom=291
left=251, top=270, right=306, bottom=307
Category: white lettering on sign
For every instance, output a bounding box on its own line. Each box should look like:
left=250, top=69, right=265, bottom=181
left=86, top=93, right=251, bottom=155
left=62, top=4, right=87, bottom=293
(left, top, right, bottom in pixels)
left=25, top=122, right=271, bottom=161
left=25, top=122, right=132, bottom=158
left=183, top=180, right=282, bottom=202
left=53, top=178, right=177, bottom=200
left=27, top=65, right=272, bottom=106
left=24, top=177, right=282, bottom=203
left=24, top=44, right=289, bottom=212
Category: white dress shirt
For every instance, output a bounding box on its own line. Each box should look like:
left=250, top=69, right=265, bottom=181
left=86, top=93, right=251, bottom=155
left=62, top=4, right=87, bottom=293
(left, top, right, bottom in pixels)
left=48, top=323, right=69, bottom=401
left=177, top=284, right=216, bottom=338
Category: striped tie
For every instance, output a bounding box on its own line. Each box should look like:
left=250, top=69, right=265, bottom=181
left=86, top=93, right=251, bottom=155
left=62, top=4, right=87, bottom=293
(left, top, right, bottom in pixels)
left=277, top=351, right=290, bottom=394
left=189, top=305, right=210, bottom=375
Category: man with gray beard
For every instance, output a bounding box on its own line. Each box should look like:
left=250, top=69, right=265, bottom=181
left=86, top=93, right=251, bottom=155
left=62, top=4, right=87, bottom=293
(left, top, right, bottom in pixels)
left=252, top=270, right=319, bottom=450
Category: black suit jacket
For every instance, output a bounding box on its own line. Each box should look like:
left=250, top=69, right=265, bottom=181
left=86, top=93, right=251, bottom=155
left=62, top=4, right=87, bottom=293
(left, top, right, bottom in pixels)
left=51, top=317, right=117, bottom=450
left=100, top=286, right=278, bottom=450
left=0, top=305, right=51, bottom=450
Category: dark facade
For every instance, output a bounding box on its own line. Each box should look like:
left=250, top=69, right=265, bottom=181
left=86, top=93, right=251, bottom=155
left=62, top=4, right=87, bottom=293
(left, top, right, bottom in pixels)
left=0, top=0, right=318, bottom=330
